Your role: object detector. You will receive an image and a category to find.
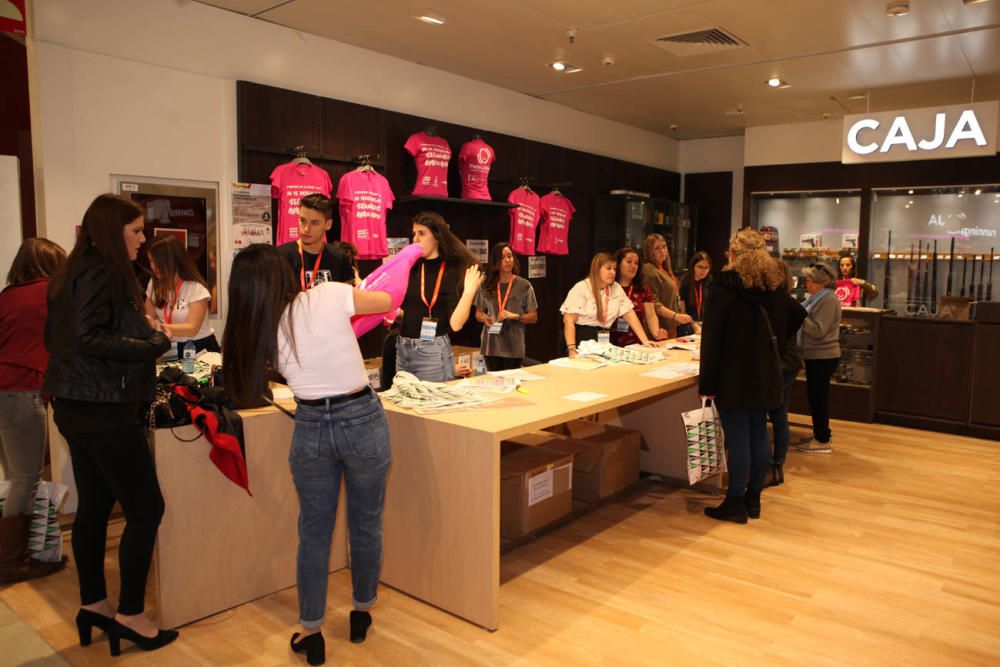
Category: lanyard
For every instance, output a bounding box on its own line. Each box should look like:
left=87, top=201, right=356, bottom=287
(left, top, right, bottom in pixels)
left=298, top=241, right=324, bottom=291
left=601, top=286, right=611, bottom=327
left=421, top=261, right=446, bottom=317
left=625, top=284, right=634, bottom=300
left=163, top=280, right=183, bottom=324
left=497, top=280, right=515, bottom=314
left=694, top=283, right=703, bottom=319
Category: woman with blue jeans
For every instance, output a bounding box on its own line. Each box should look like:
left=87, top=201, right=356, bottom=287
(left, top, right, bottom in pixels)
left=223, top=244, right=394, bottom=666
left=0, top=238, right=67, bottom=585
left=395, top=212, right=481, bottom=384
left=699, top=229, right=799, bottom=523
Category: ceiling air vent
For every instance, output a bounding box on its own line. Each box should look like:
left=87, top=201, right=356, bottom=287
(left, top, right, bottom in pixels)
left=651, top=27, right=747, bottom=57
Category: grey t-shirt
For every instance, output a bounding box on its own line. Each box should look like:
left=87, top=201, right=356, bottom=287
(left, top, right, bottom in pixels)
left=474, top=276, right=538, bottom=359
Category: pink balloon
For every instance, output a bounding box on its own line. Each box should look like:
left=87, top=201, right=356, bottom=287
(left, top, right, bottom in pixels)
left=351, top=243, right=425, bottom=337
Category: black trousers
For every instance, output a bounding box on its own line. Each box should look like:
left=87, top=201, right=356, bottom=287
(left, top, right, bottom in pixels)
left=485, top=356, right=522, bottom=372
left=805, top=358, right=839, bottom=444
left=53, top=399, right=164, bottom=615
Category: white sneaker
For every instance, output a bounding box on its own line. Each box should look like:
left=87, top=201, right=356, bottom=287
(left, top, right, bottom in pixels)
left=797, top=438, right=832, bottom=454
left=793, top=434, right=814, bottom=445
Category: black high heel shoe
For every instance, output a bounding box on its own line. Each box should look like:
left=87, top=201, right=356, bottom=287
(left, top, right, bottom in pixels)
left=290, top=631, right=325, bottom=666
left=350, top=610, right=372, bottom=643
left=75, top=608, right=113, bottom=646
left=107, top=619, right=179, bottom=656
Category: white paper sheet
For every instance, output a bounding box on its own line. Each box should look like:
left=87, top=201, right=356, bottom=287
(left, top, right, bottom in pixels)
left=562, top=391, right=609, bottom=402
left=641, top=363, right=700, bottom=380
left=487, top=368, right=547, bottom=381
left=527, top=469, right=554, bottom=506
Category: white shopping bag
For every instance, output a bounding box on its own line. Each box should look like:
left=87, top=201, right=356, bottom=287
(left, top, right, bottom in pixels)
left=681, top=398, right=726, bottom=485
left=0, top=480, right=69, bottom=563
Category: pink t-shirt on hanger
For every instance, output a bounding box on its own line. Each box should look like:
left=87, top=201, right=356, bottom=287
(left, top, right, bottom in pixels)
left=270, top=162, right=333, bottom=245
left=336, top=170, right=395, bottom=259
left=403, top=132, right=451, bottom=197
left=458, top=138, right=495, bottom=200
left=537, top=192, right=576, bottom=255
left=507, top=188, right=541, bottom=256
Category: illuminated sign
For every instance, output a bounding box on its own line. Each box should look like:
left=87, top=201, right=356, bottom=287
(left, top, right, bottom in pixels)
left=842, top=101, right=998, bottom=164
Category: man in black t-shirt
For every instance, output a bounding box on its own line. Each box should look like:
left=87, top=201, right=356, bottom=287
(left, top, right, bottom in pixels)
left=276, top=193, right=354, bottom=290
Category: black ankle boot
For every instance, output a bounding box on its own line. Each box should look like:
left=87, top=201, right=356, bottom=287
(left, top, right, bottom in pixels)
left=745, top=490, right=762, bottom=519
left=290, top=631, right=325, bottom=666
left=704, top=495, right=748, bottom=523
left=350, top=610, right=371, bottom=643
left=765, top=463, right=784, bottom=488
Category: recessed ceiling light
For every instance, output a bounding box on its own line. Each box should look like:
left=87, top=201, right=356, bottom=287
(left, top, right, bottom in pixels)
left=887, top=1, right=910, bottom=16
left=767, top=78, right=782, bottom=87
left=549, top=61, right=582, bottom=73
left=416, top=14, right=445, bottom=25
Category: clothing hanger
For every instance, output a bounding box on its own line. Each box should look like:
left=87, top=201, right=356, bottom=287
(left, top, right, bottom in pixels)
left=292, top=146, right=313, bottom=166
left=519, top=176, right=535, bottom=194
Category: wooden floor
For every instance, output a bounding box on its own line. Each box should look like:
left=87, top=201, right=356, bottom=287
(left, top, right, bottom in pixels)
left=2, top=417, right=999, bottom=666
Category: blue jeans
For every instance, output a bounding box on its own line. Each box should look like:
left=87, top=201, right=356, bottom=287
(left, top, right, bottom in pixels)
left=396, top=335, right=455, bottom=383
left=289, top=388, right=392, bottom=629
left=719, top=409, right=769, bottom=497
left=0, top=391, right=47, bottom=517
left=767, top=369, right=798, bottom=465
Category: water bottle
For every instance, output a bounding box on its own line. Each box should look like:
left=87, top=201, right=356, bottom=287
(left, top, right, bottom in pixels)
left=182, top=341, right=196, bottom=374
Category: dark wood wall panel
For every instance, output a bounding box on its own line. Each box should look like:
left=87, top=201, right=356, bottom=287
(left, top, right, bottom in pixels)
left=684, top=171, right=733, bottom=269
left=875, top=317, right=974, bottom=422
left=236, top=81, right=681, bottom=362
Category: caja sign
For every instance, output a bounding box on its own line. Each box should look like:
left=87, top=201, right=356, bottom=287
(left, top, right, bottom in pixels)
left=842, top=101, right=998, bottom=164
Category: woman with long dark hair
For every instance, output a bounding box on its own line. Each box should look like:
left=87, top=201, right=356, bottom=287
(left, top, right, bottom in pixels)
left=144, top=234, right=218, bottom=356
left=679, top=250, right=713, bottom=333
left=474, top=242, right=538, bottom=371
left=699, top=229, right=801, bottom=523
left=222, top=244, right=393, bottom=666
left=560, top=252, right=660, bottom=357
left=611, top=247, right=667, bottom=347
left=46, top=194, right=176, bottom=654
left=395, top=211, right=481, bottom=382
left=836, top=253, right=877, bottom=307
left=0, top=238, right=68, bottom=585
left=641, top=233, right=693, bottom=338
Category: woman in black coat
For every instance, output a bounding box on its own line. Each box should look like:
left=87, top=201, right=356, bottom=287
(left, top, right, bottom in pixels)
left=46, top=194, right=177, bottom=654
left=698, top=228, right=805, bottom=523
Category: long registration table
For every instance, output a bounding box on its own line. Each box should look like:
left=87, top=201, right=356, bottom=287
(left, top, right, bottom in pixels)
left=379, top=351, right=706, bottom=630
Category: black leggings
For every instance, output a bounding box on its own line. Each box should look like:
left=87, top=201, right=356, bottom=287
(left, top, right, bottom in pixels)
left=53, top=400, right=164, bottom=616
left=805, top=358, right=839, bottom=444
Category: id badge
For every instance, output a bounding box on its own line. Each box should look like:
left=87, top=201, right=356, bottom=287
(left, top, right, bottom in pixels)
left=615, top=318, right=630, bottom=333
left=597, top=329, right=611, bottom=344
left=488, top=322, right=504, bottom=335
left=420, top=317, right=438, bottom=341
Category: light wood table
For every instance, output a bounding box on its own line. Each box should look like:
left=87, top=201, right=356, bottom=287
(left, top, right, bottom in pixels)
left=380, top=350, right=709, bottom=630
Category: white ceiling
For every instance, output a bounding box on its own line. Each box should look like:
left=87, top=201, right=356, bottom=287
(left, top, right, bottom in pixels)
left=197, top=0, right=1000, bottom=139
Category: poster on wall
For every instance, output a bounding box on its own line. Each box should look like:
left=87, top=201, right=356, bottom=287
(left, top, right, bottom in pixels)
left=528, top=256, right=546, bottom=279
left=0, top=1, right=27, bottom=36
left=231, top=183, right=272, bottom=255
left=842, top=233, right=858, bottom=250
left=383, top=237, right=410, bottom=264
left=799, top=233, right=823, bottom=250
left=154, top=228, right=189, bottom=246
left=467, top=239, right=488, bottom=264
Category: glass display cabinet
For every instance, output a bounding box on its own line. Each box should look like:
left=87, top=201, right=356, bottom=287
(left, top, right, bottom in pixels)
left=595, top=195, right=695, bottom=272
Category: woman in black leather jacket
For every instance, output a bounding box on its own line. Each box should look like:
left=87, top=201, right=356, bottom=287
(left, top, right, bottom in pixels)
left=46, top=194, right=178, bottom=655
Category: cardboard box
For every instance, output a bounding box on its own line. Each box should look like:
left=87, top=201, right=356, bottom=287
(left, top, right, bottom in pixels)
left=544, top=421, right=641, bottom=501
left=500, top=444, right=573, bottom=539
left=363, top=357, right=382, bottom=390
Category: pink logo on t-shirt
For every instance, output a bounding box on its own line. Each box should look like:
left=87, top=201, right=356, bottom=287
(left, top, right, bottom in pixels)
left=404, top=132, right=451, bottom=197
left=458, top=139, right=495, bottom=201
left=836, top=279, right=861, bottom=306
left=270, top=162, right=333, bottom=246
left=336, top=170, right=395, bottom=259
left=507, top=188, right=541, bottom=256
left=537, top=193, right=576, bottom=255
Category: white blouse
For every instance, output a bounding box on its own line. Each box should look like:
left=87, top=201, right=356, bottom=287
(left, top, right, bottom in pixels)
left=559, top=279, right=633, bottom=328
left=146, top=279, right=213, bottom=342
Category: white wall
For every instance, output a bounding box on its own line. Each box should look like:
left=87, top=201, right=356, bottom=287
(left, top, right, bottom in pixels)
left=0, top=156, right=22, bottom=283
left=744, top=119, right=842, bottom=166
left=678, top=135, right=745, bottom=234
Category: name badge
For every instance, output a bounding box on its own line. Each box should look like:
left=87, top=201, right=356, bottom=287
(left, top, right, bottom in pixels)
left=615, top=318, right=630, bottom=333
left=597, top=330, right=611, bottom=344
left=488, top=322, right=504, bottom=335
left=420, top=317, right=438, bottom=341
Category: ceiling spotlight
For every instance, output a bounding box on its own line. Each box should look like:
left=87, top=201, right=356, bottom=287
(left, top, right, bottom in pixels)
left=767, top=78, right=782, bottom=87
left=415, top=14, right=445, bottom=25
left=549, top=61, right=582, bottom=73
left=551, top=61, right=566, bottom=71
left=887, top=1, right=910, bottom=16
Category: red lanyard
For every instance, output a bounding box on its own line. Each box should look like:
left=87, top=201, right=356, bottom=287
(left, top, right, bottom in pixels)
left=694, top=283, right=703, bottom=318
left=298, top=241, right=324, bottom=291
left=601, top=286, right=611, bottom=326
left=421, top=261, right=446, bottom=317
left=626, top=284, right=634, bottom=300
left=163, top=280, right=182, bottom=324
left=497, top=280, right=514, bottom=313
